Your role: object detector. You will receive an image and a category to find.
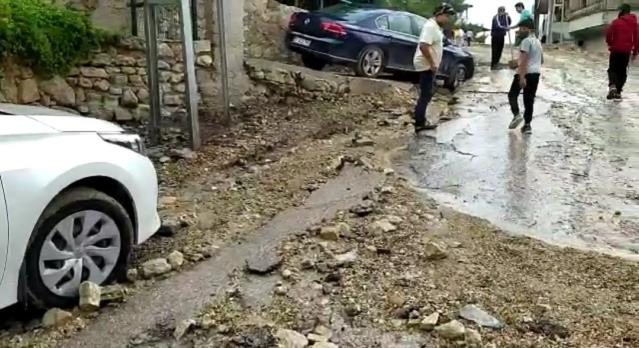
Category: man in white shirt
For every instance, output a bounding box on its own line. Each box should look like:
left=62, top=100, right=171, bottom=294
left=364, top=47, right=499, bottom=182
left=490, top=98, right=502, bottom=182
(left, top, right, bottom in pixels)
left=413, top=3, right=456, bottom=133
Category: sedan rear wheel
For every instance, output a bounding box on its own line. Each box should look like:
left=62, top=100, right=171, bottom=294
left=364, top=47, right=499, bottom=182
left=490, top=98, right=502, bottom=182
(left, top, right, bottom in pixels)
left=25, top=187, right=133, bottom=308
left=446, top=63, right=467, bottom=92
left=355, top=46, right=384, bottom=78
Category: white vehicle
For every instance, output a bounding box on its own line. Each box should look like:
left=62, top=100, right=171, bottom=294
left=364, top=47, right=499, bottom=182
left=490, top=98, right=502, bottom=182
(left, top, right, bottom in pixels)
left=0, top=104, right=161, bottom=309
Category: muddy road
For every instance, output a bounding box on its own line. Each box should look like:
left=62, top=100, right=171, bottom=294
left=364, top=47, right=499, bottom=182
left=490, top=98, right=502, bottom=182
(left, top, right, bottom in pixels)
left=398, top=46, right=639, bottom=259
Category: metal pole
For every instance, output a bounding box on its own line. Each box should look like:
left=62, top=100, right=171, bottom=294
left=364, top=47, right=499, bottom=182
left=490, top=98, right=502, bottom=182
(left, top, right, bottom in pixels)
left=216, top=0, right=230, bottom=124
left=179, top=0, right=201, bottom=149
left=191, top=0, right=198, bottom=40
left=547, top=1, right=554, bottom=44
left=144, top=2, right=161, bottom=145
left=131, top=0, right=138, bottom=36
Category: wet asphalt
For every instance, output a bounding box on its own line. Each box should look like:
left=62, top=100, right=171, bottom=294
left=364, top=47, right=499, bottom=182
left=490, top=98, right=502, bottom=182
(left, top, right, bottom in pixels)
left=398, top=46, right=639, bottom=259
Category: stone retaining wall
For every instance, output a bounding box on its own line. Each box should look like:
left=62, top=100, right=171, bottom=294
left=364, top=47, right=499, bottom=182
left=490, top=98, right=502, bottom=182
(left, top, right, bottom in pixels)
left=0, top=38, right=215, bottom=123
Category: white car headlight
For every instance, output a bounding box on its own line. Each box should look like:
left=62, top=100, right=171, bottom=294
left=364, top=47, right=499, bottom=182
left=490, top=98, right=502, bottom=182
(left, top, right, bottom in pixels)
left=99, top=133, right=146, bottom=155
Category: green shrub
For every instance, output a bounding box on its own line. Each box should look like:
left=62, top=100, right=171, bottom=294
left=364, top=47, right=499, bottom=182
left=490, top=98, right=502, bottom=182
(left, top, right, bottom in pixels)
left=0, top=0, right=115, bottom=76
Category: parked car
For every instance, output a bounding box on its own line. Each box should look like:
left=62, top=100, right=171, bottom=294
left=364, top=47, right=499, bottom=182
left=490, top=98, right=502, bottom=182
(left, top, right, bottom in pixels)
left=286, top=4, right=475, bottom=91
left=0, top=104, right=161, bottom=310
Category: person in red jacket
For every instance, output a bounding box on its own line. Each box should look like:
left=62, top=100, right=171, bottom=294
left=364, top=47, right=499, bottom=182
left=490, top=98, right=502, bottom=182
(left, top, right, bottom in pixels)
left=606, top=4, right=639, bottom=99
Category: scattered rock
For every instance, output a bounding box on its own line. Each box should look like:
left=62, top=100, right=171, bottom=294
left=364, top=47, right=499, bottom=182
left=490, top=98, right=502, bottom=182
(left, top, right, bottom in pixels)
left=282, top=269, right=293, bottom=279
left=196, top=55, right=214, bottom=67
left=101, top=284, right=126, bottom=303
left=383, top=168, right=395, bottom=176
left=141, top=258, right=172, bottom=278
left=173, top=319, right=196, bottom=340
left=372, top=219, right=397, bottom=234
left=319, top=225, right=341, bottom=241
left=420, top=312, right=440, bottom=331
left=388, top=292, right=406, bottom=307
left=79, top=281, right=101, bottom=312
left=274, top=285, right=288, bottom=296
left=42, top=308, right=73, bottom=328
left=159, top=196, right=178, bottom=207
left=275, top=329, right=308, bottom=348
left=459, top=304, right=503, bottom=329
left=168, top=250, right=185, bottom=269
left=424, top=241, right=448, bottom=260
left=159, top=156, right=171, bottom=164
left=352, top=135, right=375, bottom=147
left=201, top=245, right=220, bottom=258
left=350, top=200, right=375, bottom=216
left=527, top=319, right=570, bottom=339
left=345, top=303, right=361, bottom=317
left=246, top=250, right=282, bottom=275
left=333, top=250, right=358, bottom=267
left=380, top=186, right=395, bottom=194
left=170, top=147, right=197, bottom=160
left=127, top=269, right=139, bottom=282
left=435, top=320, right=466, bottom=340
left=465, top=328, right=483, bottom=346
left=307, top=333, right=329, bottom=343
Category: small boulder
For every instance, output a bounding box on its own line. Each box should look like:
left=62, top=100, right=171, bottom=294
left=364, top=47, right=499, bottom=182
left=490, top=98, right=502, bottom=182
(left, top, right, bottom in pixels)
left=167, top=250, right=185, bottom=269
left=101, top=284, right=126, bottom=303
left=127, top=268, right=139, bottom=282
left=311, top=343, right=339, bottom=348
left=333, top=250, right=358, bottom=267
left=42, top=308, right=73, bottom=328
left=319, top=226, right=340, bottom=241
left=372, top=219, right=397, bottom=234
left=79, top=281, right=101, bottom=312
left=174, top=319, right=196, bottom=340
left=435, top=320, right=466, bottom=340
left=420, top=312, right=440, bottom=331
left=275, top=329, right=308, bottom=348
left=459, top=304, right=503, bottom=329
left=170, top=148, right=197, bottom=160
left=350, top=200, right=375, bottom=216
left=141, top=258, right=172, bottom=278
left=424, top=242, right=448, bottom=260
left=246, top=250, right=282, bottom=275
left=352, top=136, right=375, bottom=147
left=465, top=328, right=483, bottom=347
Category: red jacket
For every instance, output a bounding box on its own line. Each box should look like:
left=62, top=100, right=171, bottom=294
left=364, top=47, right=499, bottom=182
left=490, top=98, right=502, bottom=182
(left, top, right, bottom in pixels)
left=606, top=14, right=639, bottom=55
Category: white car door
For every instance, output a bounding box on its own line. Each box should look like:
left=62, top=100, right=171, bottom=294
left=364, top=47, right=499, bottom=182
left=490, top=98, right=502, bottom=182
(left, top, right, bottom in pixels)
left=0, top=177, right=7, bottom=285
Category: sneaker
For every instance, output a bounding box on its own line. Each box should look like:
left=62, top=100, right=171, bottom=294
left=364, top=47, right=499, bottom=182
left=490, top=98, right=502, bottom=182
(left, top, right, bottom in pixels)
left=415, top=123, right=438, bottom=133
left=521, top=123, right=532, bottom=135
left=614, top=91, right=622, bottom=100
left=508, top=114, right=524, bottom=129
left=607, top=87, right=618, bottom=100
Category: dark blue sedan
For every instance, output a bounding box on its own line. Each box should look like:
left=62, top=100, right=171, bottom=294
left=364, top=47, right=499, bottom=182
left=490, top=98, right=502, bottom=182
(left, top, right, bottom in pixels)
left=286, top=4, right=475, bottom=91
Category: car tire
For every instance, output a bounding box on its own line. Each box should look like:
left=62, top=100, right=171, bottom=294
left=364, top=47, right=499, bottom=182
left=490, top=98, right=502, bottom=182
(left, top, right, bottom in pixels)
left=355, top=46, right=384, bottom=78
left=24, top=187, right=133, bottom=308
left=301, top=54, right=327, bottom=70
left=445, top=63, right=467, bottom=92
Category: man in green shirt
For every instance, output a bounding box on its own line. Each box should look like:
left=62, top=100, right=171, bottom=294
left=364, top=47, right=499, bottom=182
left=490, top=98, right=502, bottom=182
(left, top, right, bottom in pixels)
left=511, top=2, right=533, bottom=45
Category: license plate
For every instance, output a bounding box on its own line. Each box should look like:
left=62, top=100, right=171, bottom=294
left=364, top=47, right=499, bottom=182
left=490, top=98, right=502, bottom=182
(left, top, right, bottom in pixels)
left=292, top=37, right=311, bottom=47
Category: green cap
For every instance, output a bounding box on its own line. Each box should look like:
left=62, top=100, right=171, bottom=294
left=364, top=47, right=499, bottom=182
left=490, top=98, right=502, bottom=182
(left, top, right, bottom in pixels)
left=619, top=4, right=631, bottom=14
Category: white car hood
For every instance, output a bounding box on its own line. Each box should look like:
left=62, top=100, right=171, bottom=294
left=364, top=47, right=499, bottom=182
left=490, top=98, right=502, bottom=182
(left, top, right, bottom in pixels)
left=28, top=115, right=124, bottom=133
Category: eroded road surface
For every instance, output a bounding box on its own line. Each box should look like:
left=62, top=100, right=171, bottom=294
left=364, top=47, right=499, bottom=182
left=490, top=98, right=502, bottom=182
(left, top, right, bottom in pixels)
left=398, top=46, right=639, bottom=259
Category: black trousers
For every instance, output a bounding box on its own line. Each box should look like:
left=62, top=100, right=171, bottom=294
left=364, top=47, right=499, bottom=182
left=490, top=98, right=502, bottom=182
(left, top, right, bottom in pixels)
left=608, top=52, right=630, bottom=92
left=414, top=71, right=434, bottom=127
left=491, top=35, right=505, bottom=67
left=508, top=73, right=541, bottom=124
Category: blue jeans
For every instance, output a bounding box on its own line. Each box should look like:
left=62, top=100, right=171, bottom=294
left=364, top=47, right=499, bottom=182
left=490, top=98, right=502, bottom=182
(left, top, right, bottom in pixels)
left=414, top=71, right=434, bottom=127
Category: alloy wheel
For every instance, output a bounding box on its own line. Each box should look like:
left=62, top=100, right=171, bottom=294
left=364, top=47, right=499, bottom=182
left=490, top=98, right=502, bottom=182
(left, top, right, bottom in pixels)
left=38, top=210, right=122, bottom=297
left=362, top=50, right=382, bottom=76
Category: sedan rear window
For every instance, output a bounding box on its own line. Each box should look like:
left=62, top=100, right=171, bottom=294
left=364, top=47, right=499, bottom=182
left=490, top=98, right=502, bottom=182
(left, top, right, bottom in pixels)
left=320, top=4, right=373, bottom=22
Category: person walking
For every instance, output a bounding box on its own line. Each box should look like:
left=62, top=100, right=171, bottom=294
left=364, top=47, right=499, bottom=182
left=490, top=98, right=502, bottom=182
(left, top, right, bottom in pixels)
left=413, top=3, right=456, bottom=133
left=507, top=19, right=543, bottom=135
left=511, top=2, right=533, bottom=46
left=491, top=6, right=512, bottom=69
left=606, top=4, right=638, bottom=100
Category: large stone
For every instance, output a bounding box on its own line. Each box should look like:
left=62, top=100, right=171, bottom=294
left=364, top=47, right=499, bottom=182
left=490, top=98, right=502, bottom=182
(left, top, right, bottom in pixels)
left=101, top=284, right=126, bottom=303
left=42, top=308, right=73, bottom=328
left=79, top=281, right=101, bottom=312
left=129, top=75, right=145, bottom=87
left=372, top=219, right=397, bottom=234
left=435, top=320, right=466, bottom=340
left=122, top=67, right=137, bottom=75
left=141, top=258, right=172, bottom=278
left=174, top=319, right=195, bottom=340
left=275, top=329, right=308, bottom=348
left=94, top=79, right=110, bottom=92
left=115, top=54, right=137, bottom=66
left=333, top=250, right=358, bottom=267
left=134, top=104, right=150, bottom=120
left=80, top=67, right=108, bottom=78
left=18, top=79, right=40, bottom=104
left=114, top=107, right=133, bottom=121
left=79, top=77, right=93, bottom=88
left=158, top=43, right=174, bottom=58
left=465, top=328, right=483, bottom=347
left=194, top=40, right=211, bottom=54
left=246, top=250, right=281, bottom=275
left=91, top=53, right=112, bottom=67
left=196, top=55, right=213, bottom=67
left=164, top=94, right=182, bottom=106
left=136, top=88, right=150, bottom=103
left=420, top=312, right=440, bottom=331
left=40, top=76, right=75, bottom=106
left=111, top=74, right=128, bottom=86
left=459, top=304, right=503, bottom=329
left=121, top=89, right=139, bottom=107
left=311, top=343, right=338, bottom=348
left=424, top=242, right=448, bottom=261
left=167, top=250, right=185, bottom=269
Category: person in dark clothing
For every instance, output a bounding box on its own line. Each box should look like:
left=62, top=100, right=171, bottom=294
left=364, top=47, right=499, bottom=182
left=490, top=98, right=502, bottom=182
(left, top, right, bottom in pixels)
left=606, top=4, right=638, bottom=99
left=491, top=6, right=512, bottom=69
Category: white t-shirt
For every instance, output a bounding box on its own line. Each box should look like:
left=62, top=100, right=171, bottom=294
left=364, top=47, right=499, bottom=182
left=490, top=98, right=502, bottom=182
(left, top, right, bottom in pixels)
left=413, top=19, right=444, bottom=72
left=520, top=35, right=543, bottom=74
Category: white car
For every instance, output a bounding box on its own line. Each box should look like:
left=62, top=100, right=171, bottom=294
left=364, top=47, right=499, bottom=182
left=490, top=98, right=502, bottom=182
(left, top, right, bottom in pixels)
left=0, top=104, right=161, bottom=309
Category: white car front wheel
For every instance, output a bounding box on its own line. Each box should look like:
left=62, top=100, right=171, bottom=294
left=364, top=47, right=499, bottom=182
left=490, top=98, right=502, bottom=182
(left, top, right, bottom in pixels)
left=24, top=187, right=133, bottom=308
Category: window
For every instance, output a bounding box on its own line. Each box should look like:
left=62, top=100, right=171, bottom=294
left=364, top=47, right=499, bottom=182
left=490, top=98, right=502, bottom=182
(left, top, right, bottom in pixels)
left=389, top=14, right=413, bottom=35
left=410, top=15, right=427, bottom=37
left=376, top=15, right=390, bottom=30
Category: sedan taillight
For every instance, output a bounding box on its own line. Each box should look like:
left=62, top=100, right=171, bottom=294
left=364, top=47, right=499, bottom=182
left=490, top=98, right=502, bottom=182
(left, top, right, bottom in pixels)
left=320, top=22, right=346, bottom=37
left=289, top=13, right=299, bottom=28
